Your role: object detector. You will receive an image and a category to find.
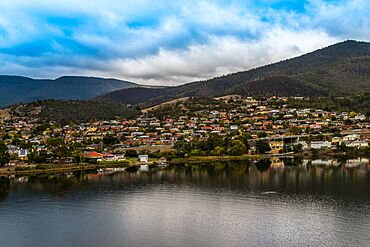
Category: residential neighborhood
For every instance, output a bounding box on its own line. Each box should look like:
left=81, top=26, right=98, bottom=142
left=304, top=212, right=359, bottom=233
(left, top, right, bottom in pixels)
left=0, top=96, right=369, bottom=166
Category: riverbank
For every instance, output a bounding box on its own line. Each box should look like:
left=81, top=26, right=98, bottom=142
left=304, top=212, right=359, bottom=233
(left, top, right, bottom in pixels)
left=169, top=155, right=263, bottom=164
left=0, top=155, right=264, bottom=176
left=0, top=162, right=129, bottom=176
left=2, top=151, right=366, bottom=176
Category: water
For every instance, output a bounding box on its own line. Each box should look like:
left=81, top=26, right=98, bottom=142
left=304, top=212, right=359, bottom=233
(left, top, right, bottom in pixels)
left=0, top=160, right=370, bottom=247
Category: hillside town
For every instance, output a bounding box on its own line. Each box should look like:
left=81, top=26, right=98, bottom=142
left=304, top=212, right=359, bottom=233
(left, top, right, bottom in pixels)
left=0, top=96, right=369, bottom=166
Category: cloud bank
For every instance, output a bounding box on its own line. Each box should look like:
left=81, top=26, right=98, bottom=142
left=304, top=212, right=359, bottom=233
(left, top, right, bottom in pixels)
left=0, top=0, right=368, bottom=85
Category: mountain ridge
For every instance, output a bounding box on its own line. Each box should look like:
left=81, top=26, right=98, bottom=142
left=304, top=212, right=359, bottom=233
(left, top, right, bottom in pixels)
left=97, top=40, right=370, bottom=106
left=1, top=40, right=369, bottom=108
left=0, top=75, right=137, bottom=106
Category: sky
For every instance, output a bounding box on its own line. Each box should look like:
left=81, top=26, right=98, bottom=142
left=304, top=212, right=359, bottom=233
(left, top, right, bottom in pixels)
left=0, top=0, right=369, bottom=85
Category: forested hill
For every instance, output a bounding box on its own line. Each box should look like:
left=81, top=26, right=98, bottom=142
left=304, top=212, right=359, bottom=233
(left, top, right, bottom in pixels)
left=5, top=100, right=139, bottom=123
left=0, top=76, right=137, bottom=107
left=97, top=40, right=370, bottom=107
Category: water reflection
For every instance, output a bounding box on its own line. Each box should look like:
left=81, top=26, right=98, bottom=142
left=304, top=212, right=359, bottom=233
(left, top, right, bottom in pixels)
left=0, top=159, right=369, bottom=247
left=1, top=158, right=369, bottom=198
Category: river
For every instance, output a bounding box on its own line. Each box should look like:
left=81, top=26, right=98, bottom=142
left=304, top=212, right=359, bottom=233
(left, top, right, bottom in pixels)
left=0, top=159, right=369, bottom=247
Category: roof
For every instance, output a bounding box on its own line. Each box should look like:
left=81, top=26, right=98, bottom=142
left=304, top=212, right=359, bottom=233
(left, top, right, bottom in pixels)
left=84, top=151, right=103, bottom=158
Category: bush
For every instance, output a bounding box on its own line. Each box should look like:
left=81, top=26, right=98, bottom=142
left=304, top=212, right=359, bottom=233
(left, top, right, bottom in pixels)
left=14, top=166, right=33, bottom=171
left=35, top=164, right=53, bottom=170
left=159, top=151, right=176, bottom=160
left=125, top=149, right=138, bottom=158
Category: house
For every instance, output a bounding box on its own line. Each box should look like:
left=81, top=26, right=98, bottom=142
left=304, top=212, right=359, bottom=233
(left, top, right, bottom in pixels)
left=112, top=154, right=126, bottom=161
left=344, top=141, right=369, bottom=148
left=343, top=134, right=360, bottom=142
left=269, top=141, right=284, bottom=154
left=18, top=149, right=29, bottom=160
left=310, top=141, right=332, bottom=149
left=331, top=137, right=342, bottom=144
left=6, top=145, right=19, bottom=155
left=354, top=114, right=366, bottom=121
left=138, top=154, right=149, bottom=163
left=84, top=151, right=104, bottom=162
left=101, top=152, right=115, bottom=161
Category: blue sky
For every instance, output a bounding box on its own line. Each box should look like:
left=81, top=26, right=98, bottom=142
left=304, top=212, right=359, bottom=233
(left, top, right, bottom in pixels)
left=0, top=0, right=369, bottom=85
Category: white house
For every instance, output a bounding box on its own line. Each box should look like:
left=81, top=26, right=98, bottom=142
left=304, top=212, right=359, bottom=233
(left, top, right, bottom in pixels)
left=138, top=154, right=149, bottom=163
left=18, top=149, right=29, bottom=160
left=354, top=114, right=366, bottom=121
left=310, top=141, right=332, bottom=149
left=343, top=134, right=360, bottom=142
left=345, top=141, right=369, bottom=148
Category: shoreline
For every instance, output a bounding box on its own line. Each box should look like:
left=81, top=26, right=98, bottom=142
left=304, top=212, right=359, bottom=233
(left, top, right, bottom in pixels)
left=0, top=155, right=263, bottom=176
left=0, top=153, right=367, bottom=176
left=168, top=155, right=263, bottom=164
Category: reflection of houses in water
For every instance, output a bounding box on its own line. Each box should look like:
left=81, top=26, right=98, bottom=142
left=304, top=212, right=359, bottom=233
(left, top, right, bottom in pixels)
left=302, top=158, right=370, bottom=168
left=345, top=158, right=369, bottom=168
left=270, top=158, right=284, bottom=168
left=311, top=159, right=339, bottom=166
left=139, top=164, right=149, bottom=172
left=303, top=159, right=339, bottom=167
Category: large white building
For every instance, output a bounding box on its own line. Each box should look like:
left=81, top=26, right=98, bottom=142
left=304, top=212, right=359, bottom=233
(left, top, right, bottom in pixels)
left=310, top=141, right=332, bottom=149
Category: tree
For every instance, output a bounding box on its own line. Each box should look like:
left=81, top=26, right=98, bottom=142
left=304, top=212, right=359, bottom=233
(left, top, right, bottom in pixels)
left=292, top=144, right=303, bottom=153
left=204, top=133, right=224, bottom=152
left=228, top=140, right=247, bottom=156
left=1, top=133, right=10, bottom=141
left=0, top=141, right=10, bottom=167
left=47, top=138, right=70, bottom=163
left=212, top=146, right=225, bottom=156
left=158, top=151, right=176, bottom=160
left=257, top=132, right=267, bottom=138
left=190, top=148, right=202, bottom=156
left=311, top=149, right=319, bottom=159
left=255, top=140, right=271, bottom=154
left=174, top=138, right=191, bottom=157
left=336, top=142, right=348, bottom=152
left=103, top=135, right=119, bottom=146
left=239, top=134, right=251, bottom=151
left=28, top=151, right=48, bottom=164
left=70, top=142, right=84, bottom=163
left=290, top=127, right=302, bottom=135
left=125, top=149, right=138, bottom=158
left=33, top=123, right=51, bottom=135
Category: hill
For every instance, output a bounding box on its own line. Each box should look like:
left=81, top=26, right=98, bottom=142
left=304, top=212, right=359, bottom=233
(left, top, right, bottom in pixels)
left=7, top=100, right=139, bottom=123
left=97, top=40, right=370, bottom=106
left=0, top=76, right=137, bottom=106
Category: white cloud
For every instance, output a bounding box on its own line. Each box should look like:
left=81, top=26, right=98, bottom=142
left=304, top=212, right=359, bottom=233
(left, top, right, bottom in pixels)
left=108, top=28, right=339, bottom=85
left=0, top=0, right=368, bottom=85
left=305, top=0, right=370, bottom=39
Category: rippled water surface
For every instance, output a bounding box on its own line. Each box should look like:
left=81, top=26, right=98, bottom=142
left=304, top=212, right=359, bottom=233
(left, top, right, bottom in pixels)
left=0, top=161, right=370, bottom=247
